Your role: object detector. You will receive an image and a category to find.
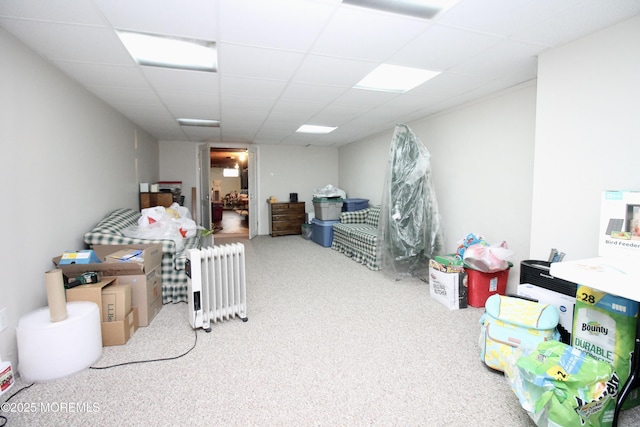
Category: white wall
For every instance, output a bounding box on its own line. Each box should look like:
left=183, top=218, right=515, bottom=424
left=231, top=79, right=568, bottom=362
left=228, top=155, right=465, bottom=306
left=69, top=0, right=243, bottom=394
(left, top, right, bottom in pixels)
left=158, top=141, right=199, bottom=212
left=530, top=15, right=640, bottom=261
left=340, top=82, right=537, bottom=293
left=0, top=29, right=159, bottom=369
left=257, top=144, right=339, bottom=235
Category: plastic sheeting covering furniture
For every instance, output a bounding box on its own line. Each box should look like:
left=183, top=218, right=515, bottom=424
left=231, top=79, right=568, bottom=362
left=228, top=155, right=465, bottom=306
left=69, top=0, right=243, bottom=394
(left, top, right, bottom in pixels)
left=378, top=124, right=444, bottom=279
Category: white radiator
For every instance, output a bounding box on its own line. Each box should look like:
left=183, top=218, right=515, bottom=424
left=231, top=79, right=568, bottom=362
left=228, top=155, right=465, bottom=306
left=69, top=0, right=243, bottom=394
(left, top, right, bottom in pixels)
left=186, top=243, right=248, bottom=331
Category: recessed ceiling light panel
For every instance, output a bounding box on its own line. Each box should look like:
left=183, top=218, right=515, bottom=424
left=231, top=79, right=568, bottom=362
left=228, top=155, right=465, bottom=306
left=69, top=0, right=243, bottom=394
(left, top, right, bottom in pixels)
left=354, top=64, right=440, bottom=93
left=117, top=30, right=217, bottom=72
left=178, top=118, right=220, bottom=127
left=342, top=0, right=459, bottom=19
left=296, top=125, right=337, bottom=134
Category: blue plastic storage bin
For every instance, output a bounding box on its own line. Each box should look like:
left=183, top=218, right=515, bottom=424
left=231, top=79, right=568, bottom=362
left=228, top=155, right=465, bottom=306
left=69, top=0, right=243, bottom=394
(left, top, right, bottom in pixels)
left=342, top=198, right=369, bottom=212
left=311, top=218, right=339, bottom=247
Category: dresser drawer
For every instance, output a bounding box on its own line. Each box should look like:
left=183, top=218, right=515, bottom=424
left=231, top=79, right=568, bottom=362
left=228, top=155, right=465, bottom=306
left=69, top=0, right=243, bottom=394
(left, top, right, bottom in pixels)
left=269, top=202, right=306, bottom=236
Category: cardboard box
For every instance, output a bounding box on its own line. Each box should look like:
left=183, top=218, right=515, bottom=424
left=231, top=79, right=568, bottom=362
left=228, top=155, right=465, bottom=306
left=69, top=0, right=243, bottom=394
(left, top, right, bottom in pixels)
left=58, top=250, right=100, bottom=265
left=101, top=283, right=131, bottom=322
left=102, top=307, right=138, bottom=347
left=53, top=243, right=162, bottom=279
left=65, top=278, right=138, bottom=346
left=517, top=283, right=576, bottom=345
left=599, top=190, right=640, bottom=258
left=434, top=254, right=464, bottom=267
left=108, top=267, right=162, bottom=327
left=428, top=259, right=467, bottom=310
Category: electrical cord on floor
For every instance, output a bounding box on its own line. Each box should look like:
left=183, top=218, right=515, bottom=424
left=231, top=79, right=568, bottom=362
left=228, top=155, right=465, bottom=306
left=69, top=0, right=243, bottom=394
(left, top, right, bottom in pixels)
left=0, top=382, right=35, bottom=426
left=90, top=326, right=198, bottom=370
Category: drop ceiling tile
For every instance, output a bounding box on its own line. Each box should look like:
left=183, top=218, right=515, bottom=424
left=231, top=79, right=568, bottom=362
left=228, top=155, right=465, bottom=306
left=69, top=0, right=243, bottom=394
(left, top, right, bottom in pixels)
left=438, top=0, right=562, bottom=37
left=218, top=0, right=336, bottom=51
left=88, top=86, right=162, bottom=105
left=111, top=102, right=173, bottom=121
left=218, top=43, right=305, bottom=81
left=161, top=94, right=220, bottom=120
left=513, top=0, right=640, bottom=47
left=220, top=76, right=288, bottom=99
left=253, top=128, right=295, bottom=143
left=0, top=19, right=133, bottom=64
left=220, top=126, right=257, bottom=142
left=220, top=110, right=268, bottom=129
left=271, top=99, right=329, bottom=116
left=0, top=0, right=105, bottom=24
left=181, top=126, right=222, bottom=142
left=263, top=112, right=310, bottom=132
left=142, top=67, right=219, bottom=94
left=408, top=71, right=494, bottom=98
left=94, top=0, right=217, bottom=39
left=389, top=24, right=503, bottom=70
left=311, top=6, right=429, bottom=61
left=332, top=87, right=398, bottom=107
left=221, top=95, right=277, bottom=113
left=292, top=55, right=376, bottom=87
left=280, top=82, right=347, bottom=103
left=308, top=104, right=364, bottom=126
left=52, top=60, right=148, bottom=88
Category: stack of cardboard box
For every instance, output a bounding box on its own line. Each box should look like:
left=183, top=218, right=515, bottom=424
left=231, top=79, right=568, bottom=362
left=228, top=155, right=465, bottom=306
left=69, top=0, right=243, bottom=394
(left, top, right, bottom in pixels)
left=53, top=243, right=163, bottom=346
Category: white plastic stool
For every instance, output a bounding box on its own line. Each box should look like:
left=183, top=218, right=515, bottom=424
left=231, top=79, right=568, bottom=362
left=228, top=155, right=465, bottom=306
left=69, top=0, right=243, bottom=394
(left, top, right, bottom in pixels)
left=17, top=301, right=102, bottom=382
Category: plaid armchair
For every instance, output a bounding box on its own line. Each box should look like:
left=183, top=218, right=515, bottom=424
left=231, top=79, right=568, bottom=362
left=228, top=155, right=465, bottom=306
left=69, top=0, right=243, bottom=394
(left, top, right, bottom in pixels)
left=331, top=206, right=381, bottom=270
left=83, top=208, right=199, bottom=303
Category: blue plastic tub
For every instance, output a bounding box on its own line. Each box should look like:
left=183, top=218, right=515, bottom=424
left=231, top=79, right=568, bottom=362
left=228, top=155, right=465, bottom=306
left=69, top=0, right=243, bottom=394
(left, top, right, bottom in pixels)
left=311, top=218, right=339, bottom=247
left=342, top=198, right=369, bottom=212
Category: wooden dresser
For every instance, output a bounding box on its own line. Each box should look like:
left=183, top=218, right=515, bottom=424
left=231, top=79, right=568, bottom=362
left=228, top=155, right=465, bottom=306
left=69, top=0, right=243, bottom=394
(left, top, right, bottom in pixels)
left=269, top=202, right=305, bottom=237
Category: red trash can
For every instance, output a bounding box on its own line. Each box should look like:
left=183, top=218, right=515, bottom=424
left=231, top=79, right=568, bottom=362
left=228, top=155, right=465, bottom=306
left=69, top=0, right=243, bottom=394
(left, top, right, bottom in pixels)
left=466, top=265, right=511, bottom=307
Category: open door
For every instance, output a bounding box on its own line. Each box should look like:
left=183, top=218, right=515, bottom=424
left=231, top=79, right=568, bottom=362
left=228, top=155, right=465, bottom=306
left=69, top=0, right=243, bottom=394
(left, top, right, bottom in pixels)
left=248, top=146, right=258, bottom=239
left=199, top=143, right=211, bottom=229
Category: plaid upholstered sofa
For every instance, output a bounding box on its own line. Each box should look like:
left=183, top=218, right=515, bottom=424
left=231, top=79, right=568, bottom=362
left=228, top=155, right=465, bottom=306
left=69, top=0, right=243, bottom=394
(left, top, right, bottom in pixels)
left=331, top=206, right=381, bottom=270
left=83, top=208, right=199, bottom=303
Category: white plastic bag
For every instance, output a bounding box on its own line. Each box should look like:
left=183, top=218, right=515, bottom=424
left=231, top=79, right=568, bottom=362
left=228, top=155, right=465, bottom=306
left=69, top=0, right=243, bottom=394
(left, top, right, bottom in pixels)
left=463, top=242, right=513, bottom=272
left=313, top=184, right=346, bottom=199
left=122, top=205, right=196, bottom=251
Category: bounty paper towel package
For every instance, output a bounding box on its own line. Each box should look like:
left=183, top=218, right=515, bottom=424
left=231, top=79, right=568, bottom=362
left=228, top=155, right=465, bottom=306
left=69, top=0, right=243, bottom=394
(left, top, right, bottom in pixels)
left=572, top=285, right=640, bottom=409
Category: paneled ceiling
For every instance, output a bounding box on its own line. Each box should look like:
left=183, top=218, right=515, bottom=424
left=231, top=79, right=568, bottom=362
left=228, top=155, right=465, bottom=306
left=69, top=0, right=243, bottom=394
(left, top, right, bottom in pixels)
left=1, top=0, right=639, bottom=147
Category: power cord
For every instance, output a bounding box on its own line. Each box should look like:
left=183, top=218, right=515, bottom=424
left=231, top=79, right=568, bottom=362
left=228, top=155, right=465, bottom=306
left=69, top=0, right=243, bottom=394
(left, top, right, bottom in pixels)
left=1, top=304, right=201, bottom=425
left=1, top=382, right=35, bottom=426
left=90, top=326, right=198, bottom=370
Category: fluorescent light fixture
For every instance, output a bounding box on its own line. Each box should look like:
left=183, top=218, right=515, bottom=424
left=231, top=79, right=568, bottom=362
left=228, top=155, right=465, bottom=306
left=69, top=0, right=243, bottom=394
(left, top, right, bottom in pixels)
left=177, top=118, right=220, bottom=127
left=342, top=0, right=459, bottom=19
left=296, top=125, right=337, bottom=134
left=354, top=64, right=440, bottom=93
left=117, top=30, right=217, bottom=72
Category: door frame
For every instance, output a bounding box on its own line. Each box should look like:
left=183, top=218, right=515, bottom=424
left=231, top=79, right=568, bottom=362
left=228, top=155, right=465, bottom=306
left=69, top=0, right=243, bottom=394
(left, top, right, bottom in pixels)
left=200, top=142, right=258, bottom=238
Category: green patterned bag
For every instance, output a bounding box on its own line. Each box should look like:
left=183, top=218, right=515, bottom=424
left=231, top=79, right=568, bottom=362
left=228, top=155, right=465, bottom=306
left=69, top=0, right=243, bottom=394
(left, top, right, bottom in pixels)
left=505, top=340, right=619, bottom=427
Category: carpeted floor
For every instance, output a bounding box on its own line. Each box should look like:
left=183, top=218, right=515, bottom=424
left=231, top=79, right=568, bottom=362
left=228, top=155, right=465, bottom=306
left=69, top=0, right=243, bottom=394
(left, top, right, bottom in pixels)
left=3, top=235, right=640, bottom=426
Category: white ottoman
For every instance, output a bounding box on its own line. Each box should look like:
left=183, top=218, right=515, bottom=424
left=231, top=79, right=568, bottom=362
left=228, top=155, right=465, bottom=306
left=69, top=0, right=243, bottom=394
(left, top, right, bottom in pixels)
left=17, top=301, right=102, bottom=382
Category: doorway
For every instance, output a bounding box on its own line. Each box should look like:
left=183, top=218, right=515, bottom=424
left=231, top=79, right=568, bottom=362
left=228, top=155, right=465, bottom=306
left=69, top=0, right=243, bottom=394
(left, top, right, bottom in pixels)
left=209, top=147, right=250, bottom=239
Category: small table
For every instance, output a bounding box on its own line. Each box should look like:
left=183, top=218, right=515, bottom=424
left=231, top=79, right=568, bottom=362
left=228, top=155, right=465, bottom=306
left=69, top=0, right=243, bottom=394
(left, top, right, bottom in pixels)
left=550, top=256, right=640, bottom=427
